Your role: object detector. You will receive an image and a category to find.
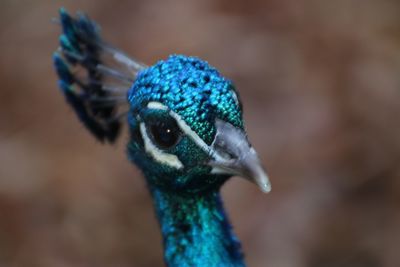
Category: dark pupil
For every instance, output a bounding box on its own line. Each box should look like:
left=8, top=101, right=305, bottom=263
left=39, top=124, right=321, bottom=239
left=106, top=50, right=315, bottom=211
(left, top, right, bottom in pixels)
left=149, top=121, right=180, bottom=149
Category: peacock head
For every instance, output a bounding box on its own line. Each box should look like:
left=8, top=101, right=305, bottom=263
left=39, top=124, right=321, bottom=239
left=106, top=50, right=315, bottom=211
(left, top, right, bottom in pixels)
left=53, top=9, right=270, bottom=194
left=126, top=55, right=270, bottom=193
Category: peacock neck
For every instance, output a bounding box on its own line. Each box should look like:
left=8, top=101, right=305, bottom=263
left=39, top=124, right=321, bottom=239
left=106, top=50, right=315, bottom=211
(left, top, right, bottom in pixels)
left=149, top=184, right=245, bottom=267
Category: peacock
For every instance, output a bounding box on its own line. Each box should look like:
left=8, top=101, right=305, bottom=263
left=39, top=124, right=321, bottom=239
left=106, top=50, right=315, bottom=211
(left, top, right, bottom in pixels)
left=53, top=8, right=271, bottom=267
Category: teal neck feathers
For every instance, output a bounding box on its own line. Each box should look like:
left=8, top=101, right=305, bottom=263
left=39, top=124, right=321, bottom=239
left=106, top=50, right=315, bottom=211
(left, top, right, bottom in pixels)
left=150, top=184, right=244, bottom=267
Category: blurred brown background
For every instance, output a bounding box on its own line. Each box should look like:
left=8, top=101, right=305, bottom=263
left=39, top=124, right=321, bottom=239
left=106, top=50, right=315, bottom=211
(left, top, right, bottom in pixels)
left=1, top=1, right=400, bottom=266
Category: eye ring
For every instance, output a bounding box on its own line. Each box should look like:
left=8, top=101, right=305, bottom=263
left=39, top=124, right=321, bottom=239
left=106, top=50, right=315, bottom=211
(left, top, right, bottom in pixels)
left=147, top=120, right=182, bottom=149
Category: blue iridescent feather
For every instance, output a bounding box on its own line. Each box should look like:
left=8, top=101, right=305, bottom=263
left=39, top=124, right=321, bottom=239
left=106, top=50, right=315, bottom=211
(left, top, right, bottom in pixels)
left=151, top=188, right=244, bottom=267
left=53, top=8, right=121, bottom=142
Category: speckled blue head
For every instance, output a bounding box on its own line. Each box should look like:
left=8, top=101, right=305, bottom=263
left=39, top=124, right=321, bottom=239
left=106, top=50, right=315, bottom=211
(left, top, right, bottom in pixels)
left=127, top=55, right=246, bottom=192
left=129, top=55, right=243, bottom=142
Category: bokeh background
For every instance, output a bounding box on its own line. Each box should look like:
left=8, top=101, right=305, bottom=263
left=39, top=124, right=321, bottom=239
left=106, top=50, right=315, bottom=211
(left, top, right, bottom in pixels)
left=1, top=1, right=400, bottom=266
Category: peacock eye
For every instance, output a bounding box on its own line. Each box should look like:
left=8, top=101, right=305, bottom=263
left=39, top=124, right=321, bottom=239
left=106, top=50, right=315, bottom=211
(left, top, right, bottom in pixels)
left=148, top=120, right=181, bottom=149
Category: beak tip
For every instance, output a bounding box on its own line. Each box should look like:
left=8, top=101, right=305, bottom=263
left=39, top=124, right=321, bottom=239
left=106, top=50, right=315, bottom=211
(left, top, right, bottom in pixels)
left=254, top=169, right=271, bottom=194
left=259, top=181, right=272, bottom=193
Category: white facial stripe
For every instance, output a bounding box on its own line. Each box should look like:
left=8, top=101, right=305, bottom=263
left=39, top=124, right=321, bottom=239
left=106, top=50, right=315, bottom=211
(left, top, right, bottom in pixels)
left=210, top=166, right=234, bottom=175
left=232, top=91, right=239, bottom=107
left=168, top=112, right=212, bottom=155
left=147, top=101, right=168, bottom=110
left=139, top=122, right=183, bottom=169
left=146, top=102, right=223, bottom=161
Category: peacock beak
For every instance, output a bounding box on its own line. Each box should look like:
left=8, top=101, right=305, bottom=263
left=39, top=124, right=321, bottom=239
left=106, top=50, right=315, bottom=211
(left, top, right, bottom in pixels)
left=208, top=119, right=271, bottom=193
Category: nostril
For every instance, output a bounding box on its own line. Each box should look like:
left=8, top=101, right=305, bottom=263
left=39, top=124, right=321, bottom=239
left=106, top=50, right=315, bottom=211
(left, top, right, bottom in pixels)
left=216, top=149, right=235, bottom=161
